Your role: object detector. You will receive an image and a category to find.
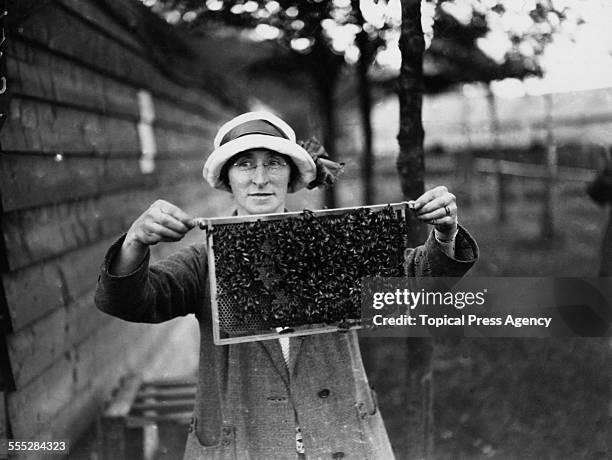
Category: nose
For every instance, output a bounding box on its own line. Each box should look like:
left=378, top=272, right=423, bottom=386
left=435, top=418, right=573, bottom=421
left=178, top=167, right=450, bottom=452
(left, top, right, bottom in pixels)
left=251, top=163, right=270, bottom=186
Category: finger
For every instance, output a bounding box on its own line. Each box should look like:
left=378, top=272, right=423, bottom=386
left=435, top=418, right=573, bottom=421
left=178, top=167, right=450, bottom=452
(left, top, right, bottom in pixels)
left=157, top=210, right=192, bottom=234
left=411, top=186, right=448, bottom=210
left=417, top=193, right=455, bottom=216
left=145, top=223, right=185, bottom=242
left=149, top=206, right=193, bottom=233
left=418, top=202, right=457, bottom=221
left=425, top=216, right=456, bottom=227
left=156, top=201, right=195, bottom=228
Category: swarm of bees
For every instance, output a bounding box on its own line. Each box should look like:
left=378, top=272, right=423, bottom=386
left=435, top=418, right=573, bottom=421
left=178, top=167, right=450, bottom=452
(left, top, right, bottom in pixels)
left=212, top=206, right=408, bottom=329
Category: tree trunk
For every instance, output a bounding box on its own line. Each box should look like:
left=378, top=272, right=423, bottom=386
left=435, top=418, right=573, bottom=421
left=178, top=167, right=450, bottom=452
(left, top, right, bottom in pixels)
left=397, top=1, right=426, bottom=211
left=310, top=41, right=341, bottom=210
left=319, top=78, right=338, bottom=208
left=487, top=85, right=507, bottom=223
left=398, top=1, right=433, bottom=459
left=601, top=208, right=612, bottom=276
left=542, top=93, right=557, bottom=240
left=353, top=0, right=375, bottom=205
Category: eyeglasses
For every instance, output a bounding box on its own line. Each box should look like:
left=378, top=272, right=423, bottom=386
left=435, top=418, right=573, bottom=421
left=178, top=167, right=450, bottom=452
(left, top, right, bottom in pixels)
left=232, top=158, right=289, bottom=174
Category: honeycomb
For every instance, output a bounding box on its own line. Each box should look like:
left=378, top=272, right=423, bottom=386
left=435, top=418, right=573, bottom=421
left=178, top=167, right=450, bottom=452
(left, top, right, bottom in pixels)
left=208, top=205, right=409, bottom=339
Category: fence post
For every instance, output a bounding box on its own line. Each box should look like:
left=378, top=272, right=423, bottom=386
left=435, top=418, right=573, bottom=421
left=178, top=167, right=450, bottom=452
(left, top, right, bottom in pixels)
left=542, top=93, right=557, bottom=240
left=598, top=148, right=612, bottom=276
left=459, top=92, right=475, bottom=206
left=487, top=86, right=506, bottom=223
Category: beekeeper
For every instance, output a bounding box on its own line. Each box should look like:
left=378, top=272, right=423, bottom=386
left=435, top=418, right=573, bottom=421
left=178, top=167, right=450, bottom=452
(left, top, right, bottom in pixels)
left=95, top=111, right=478, bottom=459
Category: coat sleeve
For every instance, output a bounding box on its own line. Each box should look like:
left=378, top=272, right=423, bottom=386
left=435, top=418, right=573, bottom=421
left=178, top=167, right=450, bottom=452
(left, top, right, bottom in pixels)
left=404, top=224, right=478, bottom=277
left=94, top=234, right=208, bottom=323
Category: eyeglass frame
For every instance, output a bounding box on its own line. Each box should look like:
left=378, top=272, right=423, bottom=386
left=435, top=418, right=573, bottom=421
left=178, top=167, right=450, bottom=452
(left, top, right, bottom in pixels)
left=230, top=157, right=290, bottom=174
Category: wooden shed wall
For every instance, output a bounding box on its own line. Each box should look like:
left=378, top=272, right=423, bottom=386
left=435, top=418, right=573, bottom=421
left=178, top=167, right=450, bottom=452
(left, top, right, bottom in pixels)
left=0, top=0, right=237, bottom=453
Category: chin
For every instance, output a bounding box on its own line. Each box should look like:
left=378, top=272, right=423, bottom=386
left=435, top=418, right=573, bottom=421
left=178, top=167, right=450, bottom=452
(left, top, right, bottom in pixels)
left=245, top=200, right=282, bottom=215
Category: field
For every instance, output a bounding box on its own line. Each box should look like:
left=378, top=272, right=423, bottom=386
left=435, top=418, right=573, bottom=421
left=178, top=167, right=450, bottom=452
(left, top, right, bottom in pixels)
left=342, top=155, right=612, bottom=460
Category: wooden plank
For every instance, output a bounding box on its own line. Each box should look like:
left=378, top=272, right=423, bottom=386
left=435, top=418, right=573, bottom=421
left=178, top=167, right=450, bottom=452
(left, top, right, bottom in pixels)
left=6, top=314, right=189, bottom=449
left=0, top=313, right=14, bottom=391
left=28, top=384, right=108, bottom=460
left=7, top=320, right=139, bottom=437
left=7, top=320, right=166, bottom=441
left=131, top=399, right=194, bottom=413
left=9, top=36, right=234, bottom=130
left=7, top=42, right=224, bottom=135
left=57, top=0, right=145, bottom=52
left=154, top=98, right=220, bottom=134
left=0, top=152, right=154, bottom=212
left=28, top=327, right=183, bottom=459
left=4, top=198, right=213, bottom=387
left=1, top=236, right=117, bottom=332
left=2, top=97, right=140, bottom=154
left=2, top=190, right=150, bottom=270
left=7, top=354, right=76, bottom=437
left=6, top=289, right=112, bottom=389
left=15, top=6, right=139, bottom=84
left=0, top=392, right=5, bottom=440
left=101, top=374, right=145, bottom=460
left=12, top=9, right=233, bottom=120
left=129, top=411, right=193, bottom=423
left=154, top=127, right=214, bottom=156
left=7, top=42, right=140, bottom=118
left=105, top=374, right=142, bottom=417
left=136, top=387, right=196, bottom=400
left=1, top=179, right=215, bottom=270
left=2, top=195, right=218, bottom=396
left=7, top=305, right=67, bottom=389
left=154, top=156, right=209, bottom=185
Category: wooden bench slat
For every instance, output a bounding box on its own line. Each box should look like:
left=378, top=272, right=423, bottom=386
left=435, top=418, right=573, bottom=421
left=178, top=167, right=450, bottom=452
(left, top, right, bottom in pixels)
left=104, top=374, right=143, bottom=418
left=131, top=400, right=195, bottom=414
left=135, top=388, right=196, bottom=401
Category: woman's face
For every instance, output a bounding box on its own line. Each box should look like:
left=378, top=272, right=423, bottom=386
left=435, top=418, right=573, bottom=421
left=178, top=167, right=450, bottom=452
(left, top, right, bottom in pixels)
left=228, top=149, right=291, bottom=215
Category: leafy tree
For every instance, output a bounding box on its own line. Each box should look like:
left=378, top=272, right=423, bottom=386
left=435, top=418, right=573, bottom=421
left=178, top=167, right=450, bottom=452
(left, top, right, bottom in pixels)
left=431, top=1, right=573, bottom=227
left=144, top=0, right=370, bottom=208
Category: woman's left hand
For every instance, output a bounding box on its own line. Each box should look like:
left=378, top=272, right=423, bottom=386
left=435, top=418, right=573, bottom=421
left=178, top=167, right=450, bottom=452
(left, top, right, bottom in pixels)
left=407, top=185, right=458, bottom=238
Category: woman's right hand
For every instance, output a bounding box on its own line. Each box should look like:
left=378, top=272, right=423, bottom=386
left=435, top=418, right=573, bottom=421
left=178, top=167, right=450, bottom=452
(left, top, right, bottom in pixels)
left=126, top=199, right=195, bottom=248
left=111, top=200, right=195, bottom=275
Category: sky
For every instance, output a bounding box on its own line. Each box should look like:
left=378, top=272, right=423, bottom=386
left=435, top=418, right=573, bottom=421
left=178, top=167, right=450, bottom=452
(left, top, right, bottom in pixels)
left=493, top=0, right=612, bottom=96
left=366, top=0, right=612, bottom=97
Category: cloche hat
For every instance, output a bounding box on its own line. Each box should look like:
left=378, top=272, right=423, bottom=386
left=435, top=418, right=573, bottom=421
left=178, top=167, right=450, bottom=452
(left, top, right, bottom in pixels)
left=203, top=111, right=317, bottom=193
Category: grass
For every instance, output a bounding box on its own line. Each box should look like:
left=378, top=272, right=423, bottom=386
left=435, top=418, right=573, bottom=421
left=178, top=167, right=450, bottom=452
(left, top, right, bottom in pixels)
left=336, top=157, right=611, bottom=460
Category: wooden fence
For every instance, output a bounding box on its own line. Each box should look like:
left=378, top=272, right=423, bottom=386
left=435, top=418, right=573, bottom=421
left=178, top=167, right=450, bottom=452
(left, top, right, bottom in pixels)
left=0, top=1, right=238, bottom=455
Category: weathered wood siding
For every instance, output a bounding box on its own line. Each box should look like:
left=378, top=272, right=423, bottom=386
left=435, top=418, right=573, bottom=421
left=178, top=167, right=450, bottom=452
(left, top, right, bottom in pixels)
left=0, top=0, right=237, bottom=455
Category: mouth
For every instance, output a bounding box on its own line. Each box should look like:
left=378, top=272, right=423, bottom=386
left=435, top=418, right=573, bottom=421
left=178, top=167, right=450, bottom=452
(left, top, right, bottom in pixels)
left=249, top=192, right=274, bottom=197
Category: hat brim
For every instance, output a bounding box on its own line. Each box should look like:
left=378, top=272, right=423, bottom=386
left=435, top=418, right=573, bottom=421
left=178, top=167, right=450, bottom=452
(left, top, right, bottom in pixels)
left=203, top=134, right=317, bottom=193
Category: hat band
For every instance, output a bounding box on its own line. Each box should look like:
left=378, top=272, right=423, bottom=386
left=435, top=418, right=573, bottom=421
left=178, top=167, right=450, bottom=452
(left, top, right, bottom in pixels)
left=220, top=120, right=289, bottom=146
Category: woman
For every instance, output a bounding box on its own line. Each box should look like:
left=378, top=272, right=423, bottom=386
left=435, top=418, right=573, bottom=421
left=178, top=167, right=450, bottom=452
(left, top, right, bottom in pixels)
left=95, top=111, right=478, bottom=459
